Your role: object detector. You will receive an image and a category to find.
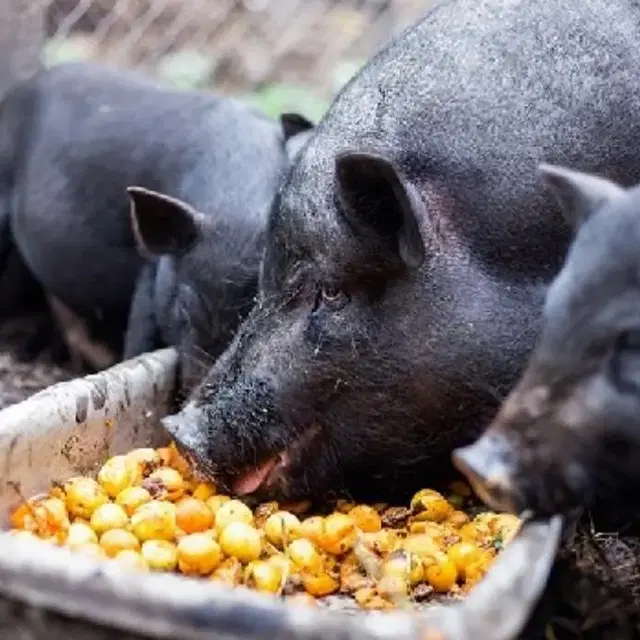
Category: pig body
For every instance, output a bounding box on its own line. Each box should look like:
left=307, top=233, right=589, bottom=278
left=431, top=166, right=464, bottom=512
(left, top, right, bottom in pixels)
left=1, top=62, right=312, bottom=374
left=454, top=166, right=640, bottom=517
left=165, top=0, right=640, bottom=501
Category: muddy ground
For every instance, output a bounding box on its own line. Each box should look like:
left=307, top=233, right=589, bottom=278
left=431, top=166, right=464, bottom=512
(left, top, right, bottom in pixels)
left=0, top=314, right=72, bottom=411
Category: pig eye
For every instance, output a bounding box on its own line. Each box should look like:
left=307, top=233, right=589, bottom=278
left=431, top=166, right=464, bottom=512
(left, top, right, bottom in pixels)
left=610, top=330, right=640, bottom=392
left=317, top=285, right=350, bottom=311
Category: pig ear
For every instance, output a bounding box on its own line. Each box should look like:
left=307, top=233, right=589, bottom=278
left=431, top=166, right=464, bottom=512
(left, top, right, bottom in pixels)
left=127, top=186, right=205, bottom=256
left=280, top=113, right=315, bottom=141
left=539, top=163, right=625, bottom=230
left=335, top=151, right=426, bottom=268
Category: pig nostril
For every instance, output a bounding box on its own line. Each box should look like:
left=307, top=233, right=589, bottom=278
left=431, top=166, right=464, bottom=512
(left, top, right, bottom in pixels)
left=452, top=444, right=517, bottom=513
left=452, top=445, right=486, bottom=482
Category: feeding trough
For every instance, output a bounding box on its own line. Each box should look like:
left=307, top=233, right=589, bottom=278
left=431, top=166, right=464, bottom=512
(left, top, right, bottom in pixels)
left=0, top=347, right=562, bottom=639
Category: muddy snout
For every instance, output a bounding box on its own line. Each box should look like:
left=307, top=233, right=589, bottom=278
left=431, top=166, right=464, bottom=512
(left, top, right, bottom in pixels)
left=161, top=404, right=210, bottom=470
left=452, top=430, right=522, bottom=514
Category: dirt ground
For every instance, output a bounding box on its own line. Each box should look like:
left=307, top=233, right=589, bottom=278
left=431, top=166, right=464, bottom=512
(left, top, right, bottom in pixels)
left=0, top=315, right=72, bottom=411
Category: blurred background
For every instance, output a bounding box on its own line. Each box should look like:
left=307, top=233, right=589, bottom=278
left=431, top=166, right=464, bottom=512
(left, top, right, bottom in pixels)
left=7, top=0, right=436, bottom=123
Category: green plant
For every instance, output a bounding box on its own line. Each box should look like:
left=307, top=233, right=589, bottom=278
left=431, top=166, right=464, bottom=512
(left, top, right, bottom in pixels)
left=242, top=82, right=329, bottom=123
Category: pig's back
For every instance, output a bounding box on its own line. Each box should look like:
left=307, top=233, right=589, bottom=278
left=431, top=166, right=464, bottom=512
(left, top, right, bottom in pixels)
left=304, top=0, right=640, bottom=278
left=10, top=62, right=283, bottom=313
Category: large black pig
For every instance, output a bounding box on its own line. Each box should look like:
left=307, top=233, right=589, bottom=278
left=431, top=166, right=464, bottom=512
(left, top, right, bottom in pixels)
left=1, top=62, right=313, bottom=374
left=164, top=0, right=640, bottom=501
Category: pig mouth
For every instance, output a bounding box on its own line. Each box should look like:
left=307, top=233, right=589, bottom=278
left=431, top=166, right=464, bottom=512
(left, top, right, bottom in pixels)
left=231, top=424, right=322, bottom=496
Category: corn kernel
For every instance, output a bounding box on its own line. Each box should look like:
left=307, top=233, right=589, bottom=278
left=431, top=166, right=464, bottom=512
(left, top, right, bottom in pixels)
left=191, top=482, right=216, bottom=501
left=116, top=486, right=152, bottom=516
left=301, top=571, right=339, bottom=597
left=264, top=511, right=301, bottom=548
left=402, top=534, right=442, bottom=559
left=447, top=541, right=487, bottom=579
left=219, top=522, right=262, bottom=563
left=177, top=533, right=223, bottom=575
left=318, top=513, right=357, bottom=555
left=377, top=574, right=409, bottom=598
left=447, top=510, right=470, bottom=527
left=489, top=513, right=521, bottom=546
left=424, top=555, right=458, bottom=592
left=382, top=550, right=424, bottom=585
left=115, top=549, right=149, bottom=571
left=10, top=502, right=36, bottom=531
left=458, top=521, right=491, bottom=543
left=146, top=468, right=186, bottom=501
left=339, top=555, right=374, bottom=593
left=141, top=539, right=178, bottom=571
left=130, top=501, right=177, bottom=541
left=244, top=560, right=282, bottom=593
left=125, top=448, right=161, bottom=474
left=98, top=455, right=139, bottom=498
left=299, top=516, right=324, bottom=546
left=100, top=528, right=140, bottom=557
left=176, top=497, right=214, bottom=534
left=215, top=500, right=254, bottom=532
left=410, top=489, right=454, bottom=523
left=464, top=558, right=492, bottom=589
left=168, top=442, right=192, bottom=478
left=348, top=505, right=382, bottom=533
left=32, top=498, right=70, bottom=537
left=358, top=530, right=395, bottom=555
left=354, top=586, right=376, bottom=606
left=64, top=477, right=109, bottom=519
left=156, top=446, right=173, bottom=467
left=254, top=501, right=279, bottom=527
left=206, top=495, right=231, bottom=517
left=90, top=503, right=129, bottom=534
left=66, top=521, right=99, bottom=548
left=287, top=538, right=323, bottom=574
left=211, top=557, right=243, bottom=586
left=266, top=554, right=293, bottom=580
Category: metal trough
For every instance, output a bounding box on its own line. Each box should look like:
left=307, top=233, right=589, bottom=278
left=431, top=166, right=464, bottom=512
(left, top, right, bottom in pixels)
left=0, top=348, right=562, bottom=640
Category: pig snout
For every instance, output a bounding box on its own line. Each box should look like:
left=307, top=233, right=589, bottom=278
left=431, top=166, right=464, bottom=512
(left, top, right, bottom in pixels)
left=162, top=406, right=198, bottom=447
left=452, top=430, right=523, bottom=514
left=161, top=404, right=214, bottom=476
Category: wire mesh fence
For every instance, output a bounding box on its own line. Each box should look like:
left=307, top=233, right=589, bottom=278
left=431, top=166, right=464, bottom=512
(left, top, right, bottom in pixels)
left=32, top=0, right=435, bottom=118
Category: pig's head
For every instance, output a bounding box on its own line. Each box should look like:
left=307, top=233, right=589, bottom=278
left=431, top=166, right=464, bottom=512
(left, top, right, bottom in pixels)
left=454, top=164, right=640, bottom=516
left=162, top=141, right=541, bottom=501
left=128, top=187, right=263, bottom=391
left=125, top=113, right=315, bottom=391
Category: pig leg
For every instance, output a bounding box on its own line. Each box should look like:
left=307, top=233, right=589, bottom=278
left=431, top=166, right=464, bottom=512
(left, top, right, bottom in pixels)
left=123, top=263, right=159, bottom=359
left=47, top=295, right=117, bottom=372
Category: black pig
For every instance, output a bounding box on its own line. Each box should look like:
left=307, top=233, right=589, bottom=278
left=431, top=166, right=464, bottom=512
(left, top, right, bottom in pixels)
left=454, top=165, right=640, bottom=517
left=164, top=0, right=640, bottom=501
left=2, top=62, right=313, bottom=373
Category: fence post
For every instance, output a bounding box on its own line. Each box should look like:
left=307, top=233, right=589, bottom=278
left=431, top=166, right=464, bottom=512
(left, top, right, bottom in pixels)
left=0, top=0, right=45, bottom=100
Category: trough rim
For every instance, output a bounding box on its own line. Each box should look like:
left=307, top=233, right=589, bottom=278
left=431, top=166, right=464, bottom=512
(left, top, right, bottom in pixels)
left=0, top=348, right=563, bottom=640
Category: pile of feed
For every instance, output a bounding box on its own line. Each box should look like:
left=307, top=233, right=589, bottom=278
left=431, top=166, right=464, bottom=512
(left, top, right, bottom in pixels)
left=8, top=442, right=520, bottom=611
